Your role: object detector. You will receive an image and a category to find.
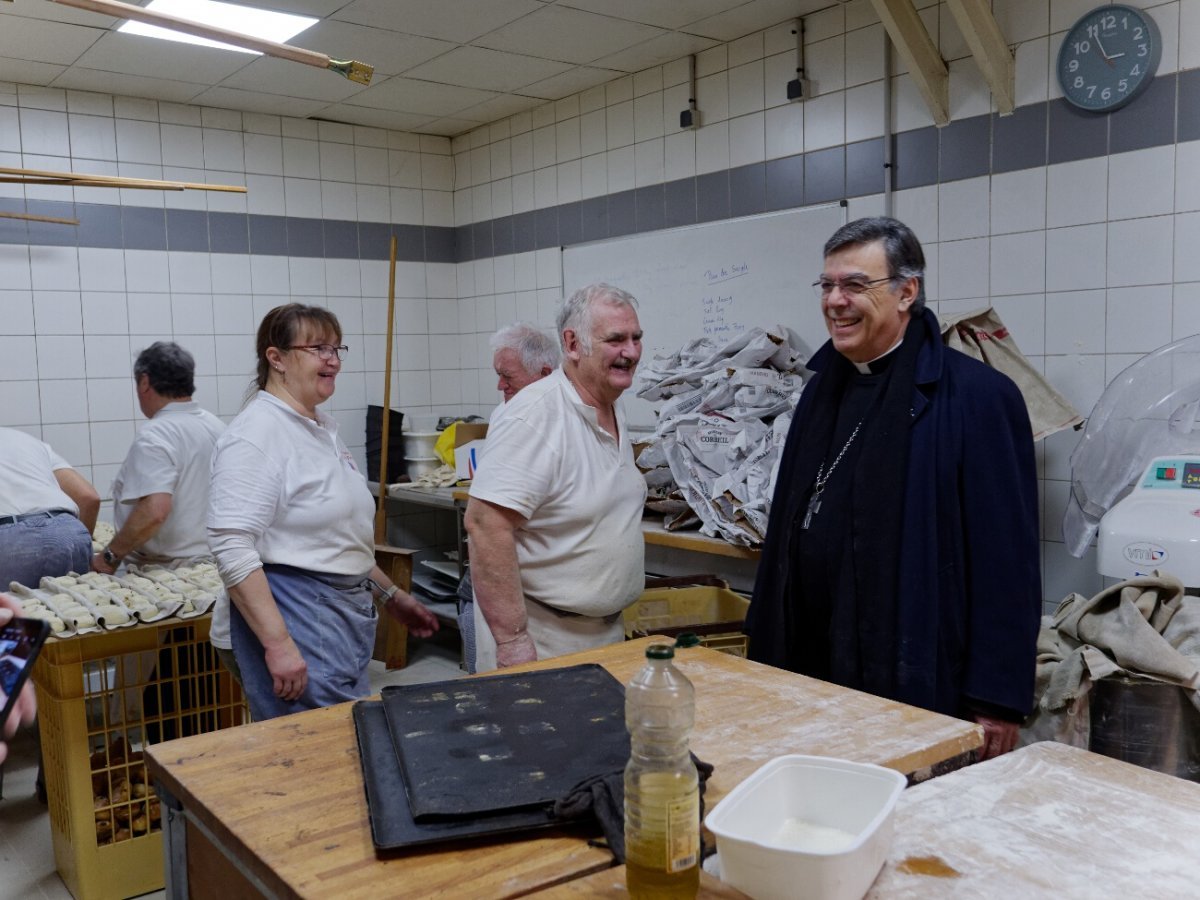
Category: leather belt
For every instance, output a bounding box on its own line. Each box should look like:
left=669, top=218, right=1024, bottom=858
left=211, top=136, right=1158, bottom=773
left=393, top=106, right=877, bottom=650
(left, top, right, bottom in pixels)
left=0, top=508, right=75, bottom=527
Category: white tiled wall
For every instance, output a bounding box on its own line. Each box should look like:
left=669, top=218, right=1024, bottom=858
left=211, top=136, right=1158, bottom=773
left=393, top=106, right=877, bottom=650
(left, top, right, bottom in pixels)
left=446, top=0, right=1200, bottom=609
left=6, top=0, right=1200, bottom=600
left=0, top=81, right=455, bottom=510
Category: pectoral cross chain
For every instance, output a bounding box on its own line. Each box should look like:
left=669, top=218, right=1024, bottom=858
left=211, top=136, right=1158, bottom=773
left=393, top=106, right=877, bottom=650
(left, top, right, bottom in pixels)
left=800, top=419, right=862, bottom=531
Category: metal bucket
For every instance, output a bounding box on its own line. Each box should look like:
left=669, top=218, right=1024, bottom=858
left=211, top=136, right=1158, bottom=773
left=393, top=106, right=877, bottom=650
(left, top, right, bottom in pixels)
left=1088, top=677, right=1200, bottom=782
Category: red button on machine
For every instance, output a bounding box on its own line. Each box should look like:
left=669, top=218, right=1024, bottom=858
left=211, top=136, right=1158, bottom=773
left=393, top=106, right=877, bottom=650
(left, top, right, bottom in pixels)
left=1158, top=467, right=1177, bottom=480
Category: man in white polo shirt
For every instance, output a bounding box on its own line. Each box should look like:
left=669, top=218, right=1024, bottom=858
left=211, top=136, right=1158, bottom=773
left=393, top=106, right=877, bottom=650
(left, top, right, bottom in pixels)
left=92, top=342, right=224, bottom=573
left=465, top=284, right=647, bottom=670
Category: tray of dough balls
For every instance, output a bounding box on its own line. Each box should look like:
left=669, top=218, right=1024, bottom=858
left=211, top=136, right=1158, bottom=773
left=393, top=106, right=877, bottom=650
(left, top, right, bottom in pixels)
left=7, top=561, right=221, bottom=638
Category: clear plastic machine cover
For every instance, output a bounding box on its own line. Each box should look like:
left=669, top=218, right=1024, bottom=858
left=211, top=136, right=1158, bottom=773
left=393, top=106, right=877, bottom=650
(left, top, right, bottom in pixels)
left=1064, top=335, right=1200, bottom=557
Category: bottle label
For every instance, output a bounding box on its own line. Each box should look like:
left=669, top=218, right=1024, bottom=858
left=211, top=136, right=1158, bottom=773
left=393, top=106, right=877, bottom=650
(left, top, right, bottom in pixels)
left=665, top=792, right=700, bottom=872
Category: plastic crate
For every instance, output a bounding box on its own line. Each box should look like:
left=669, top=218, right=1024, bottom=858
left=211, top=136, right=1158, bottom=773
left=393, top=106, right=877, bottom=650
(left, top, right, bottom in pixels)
left=32, top=617, right=248, bottom=900
left=623, top=583, right=751, bottom=657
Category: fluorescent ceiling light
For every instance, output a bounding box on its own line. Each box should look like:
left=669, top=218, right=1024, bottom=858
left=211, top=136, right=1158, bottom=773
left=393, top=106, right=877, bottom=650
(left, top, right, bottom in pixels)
left=118, top=0, right=317, bottom=54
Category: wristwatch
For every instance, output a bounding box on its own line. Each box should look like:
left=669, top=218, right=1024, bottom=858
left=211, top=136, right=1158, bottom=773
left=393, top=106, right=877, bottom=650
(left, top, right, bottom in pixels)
left=102, top=547, right=123, bottom=567
left=380, top=584, right=399, bottom=601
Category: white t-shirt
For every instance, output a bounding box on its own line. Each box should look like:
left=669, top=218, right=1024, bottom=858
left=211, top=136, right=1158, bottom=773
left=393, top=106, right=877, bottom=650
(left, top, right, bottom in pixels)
left=0, top=427, right=79, bottom=517
left=208, top=391, right=376, bottom=590
left=112, top=400, right=224, bottom=561
left=469, top=368, right=647, bottom=620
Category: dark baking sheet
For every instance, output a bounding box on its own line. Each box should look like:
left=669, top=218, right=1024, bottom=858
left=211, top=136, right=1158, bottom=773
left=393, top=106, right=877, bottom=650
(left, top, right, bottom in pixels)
left=353, top=700, right=559, bottom=850
left=380, top=663, right=628, bottom=820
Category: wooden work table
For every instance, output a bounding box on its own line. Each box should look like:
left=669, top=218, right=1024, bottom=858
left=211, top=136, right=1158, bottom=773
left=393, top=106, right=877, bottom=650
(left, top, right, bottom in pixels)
left=145, top=638, right=981, bottom=899
left=867, top=740, right=1200, bottom=897
left=535, top=742, right=1200, bottom=898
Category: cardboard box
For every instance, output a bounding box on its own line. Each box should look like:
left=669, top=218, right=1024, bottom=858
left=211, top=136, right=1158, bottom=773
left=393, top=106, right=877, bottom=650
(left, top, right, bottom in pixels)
left=453, top=423, right=488, bottom=480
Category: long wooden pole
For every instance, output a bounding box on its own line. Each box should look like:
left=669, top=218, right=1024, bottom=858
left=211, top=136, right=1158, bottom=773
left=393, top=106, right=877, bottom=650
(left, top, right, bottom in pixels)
left=0, top=176, right=185, bottom=191
left=49, top=0, right=373, bottom=84
left=0, top=211, right=80, bottom=226
left=374, top=234, right=399, bottom=543
left=0, top=166, right=246, bottom=193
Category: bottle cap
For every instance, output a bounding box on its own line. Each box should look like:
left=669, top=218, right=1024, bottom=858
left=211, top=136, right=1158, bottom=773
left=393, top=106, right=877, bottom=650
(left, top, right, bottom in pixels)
left=645, top=642, right=675, bottom=659
left=674, top=632, right=701, bottom=648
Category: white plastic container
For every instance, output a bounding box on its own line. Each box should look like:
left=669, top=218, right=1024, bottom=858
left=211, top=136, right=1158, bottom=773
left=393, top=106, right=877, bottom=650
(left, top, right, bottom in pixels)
left=406, top=414, right=439, bottom=433
left=402, top=431, right=440, bottom=459
left=704, top=755, right=906, bottom=900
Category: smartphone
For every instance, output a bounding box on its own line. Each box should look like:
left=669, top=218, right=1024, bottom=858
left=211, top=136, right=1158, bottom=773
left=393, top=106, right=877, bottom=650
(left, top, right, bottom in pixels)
left=0, top=616, right=51, bottom=732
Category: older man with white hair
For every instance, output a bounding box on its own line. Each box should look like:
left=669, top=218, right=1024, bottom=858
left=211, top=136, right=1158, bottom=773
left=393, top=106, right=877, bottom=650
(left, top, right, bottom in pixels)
left=465, top=285, right=647, bottom=670
left=489, top=321, right=560, bottom=409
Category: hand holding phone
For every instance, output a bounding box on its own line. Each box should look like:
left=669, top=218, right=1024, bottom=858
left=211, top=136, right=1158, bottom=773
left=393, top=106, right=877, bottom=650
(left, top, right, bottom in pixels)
left=0, top=597, right=47, bottom=754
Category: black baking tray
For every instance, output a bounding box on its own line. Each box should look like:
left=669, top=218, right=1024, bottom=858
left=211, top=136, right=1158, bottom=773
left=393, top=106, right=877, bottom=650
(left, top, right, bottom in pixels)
left=380, top=663, right=628, bottom=820
left=354, top=700, right=559, bottom=850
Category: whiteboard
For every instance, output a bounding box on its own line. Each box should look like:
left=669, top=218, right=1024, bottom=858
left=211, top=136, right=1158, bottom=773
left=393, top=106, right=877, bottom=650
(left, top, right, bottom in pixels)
left=562, top=204, right=845, bottom=428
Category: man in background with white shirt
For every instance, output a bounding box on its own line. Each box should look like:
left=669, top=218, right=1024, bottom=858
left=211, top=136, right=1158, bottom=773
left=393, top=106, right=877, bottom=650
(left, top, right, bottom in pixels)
left=0, top=429, right=99, bottom=589
left=92, top=342, right=224, bottom=573
left=457, top=323, right=560, bottom=672
left=0, top=426, right=99, bottom=800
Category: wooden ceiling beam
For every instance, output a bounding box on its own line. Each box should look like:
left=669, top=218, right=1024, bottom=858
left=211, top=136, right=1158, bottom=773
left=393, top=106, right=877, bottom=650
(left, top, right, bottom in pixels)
left=870, top=0, right=949, bottom=126
left=946, top=0, right=1015, bottom=115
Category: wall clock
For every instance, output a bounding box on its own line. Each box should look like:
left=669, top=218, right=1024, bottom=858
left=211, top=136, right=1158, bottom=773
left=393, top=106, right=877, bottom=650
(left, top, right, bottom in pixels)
left=1056, top=5, right=1161, bottom=113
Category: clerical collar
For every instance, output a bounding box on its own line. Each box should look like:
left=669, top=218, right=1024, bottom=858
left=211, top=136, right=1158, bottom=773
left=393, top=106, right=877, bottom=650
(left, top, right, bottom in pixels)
left=852, top=337, right=904, bottom=375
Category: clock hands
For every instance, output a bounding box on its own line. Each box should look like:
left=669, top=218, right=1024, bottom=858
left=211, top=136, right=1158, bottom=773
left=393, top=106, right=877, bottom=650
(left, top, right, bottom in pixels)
left=1094, top=34, right=1117, bottom=67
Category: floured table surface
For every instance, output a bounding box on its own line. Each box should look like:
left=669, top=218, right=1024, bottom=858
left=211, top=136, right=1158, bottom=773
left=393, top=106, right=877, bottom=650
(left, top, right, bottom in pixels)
left=868, top=741, right=1200, bottom=897
left=145, top=639, right=982, bottom=900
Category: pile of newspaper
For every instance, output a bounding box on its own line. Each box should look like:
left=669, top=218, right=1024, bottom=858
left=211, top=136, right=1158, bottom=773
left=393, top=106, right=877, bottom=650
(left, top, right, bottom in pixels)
left=634, top=326, right=809, bottom=546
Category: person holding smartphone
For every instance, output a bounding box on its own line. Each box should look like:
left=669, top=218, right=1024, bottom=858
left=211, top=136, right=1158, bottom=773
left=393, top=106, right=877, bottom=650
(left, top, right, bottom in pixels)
left=0, top=593, right=39, bottom=767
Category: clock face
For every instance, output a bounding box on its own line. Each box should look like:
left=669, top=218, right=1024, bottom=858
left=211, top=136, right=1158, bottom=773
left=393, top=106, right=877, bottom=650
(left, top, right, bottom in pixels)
left=1057, top=5, right=1161, bottom=113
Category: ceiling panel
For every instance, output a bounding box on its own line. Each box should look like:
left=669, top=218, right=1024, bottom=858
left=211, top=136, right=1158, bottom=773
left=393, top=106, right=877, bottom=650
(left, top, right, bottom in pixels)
left=345, top=77, right=497, bottom=116
left=0, top=0, right=818, bottom=138
left=518, top=65, right=623, bottom=100
left=557, top=0, right=750, bottom=31
left=73, top=32, right=254, bottom=83
left=0, top=0, right=114, bottom=28
left=253, top=0, right=351, bottom=15
left=475, top=5, right=665, bottom=65
left=333, top=0, right=543, bottom=44
left=49, top=67, right=208, bottom=104
left=0, top=57, right=66, bottom=88
left=454, top=92, right=545, bottom=123
left=294, top=20, right=457, bottom=77
left=218, top=56, right=369, bottom=102
left=404, top=46, right=572, bottom=93
left=689, top=0, right=832, bottom=42
left=0, top=17, right=103, bottom=66
left=592, top=31, right=721, bottom=73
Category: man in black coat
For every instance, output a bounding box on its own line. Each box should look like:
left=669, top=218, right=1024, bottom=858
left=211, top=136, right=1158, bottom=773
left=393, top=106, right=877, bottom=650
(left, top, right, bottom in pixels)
left=746, top=217, right=1041, bottom=760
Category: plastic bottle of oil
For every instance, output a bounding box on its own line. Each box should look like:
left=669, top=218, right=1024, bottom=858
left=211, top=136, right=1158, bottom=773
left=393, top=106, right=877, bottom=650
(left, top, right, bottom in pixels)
left=624, top=642, right=700, bottom=899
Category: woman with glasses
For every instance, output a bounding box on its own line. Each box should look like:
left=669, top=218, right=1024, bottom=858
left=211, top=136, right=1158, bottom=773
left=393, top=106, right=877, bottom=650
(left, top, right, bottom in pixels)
left=208, top=303, right=438, bottom=720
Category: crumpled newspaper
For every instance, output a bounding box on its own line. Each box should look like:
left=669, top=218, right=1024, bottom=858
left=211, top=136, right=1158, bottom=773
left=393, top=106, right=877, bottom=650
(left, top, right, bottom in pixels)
left=635, top=326, right=808, bottom=545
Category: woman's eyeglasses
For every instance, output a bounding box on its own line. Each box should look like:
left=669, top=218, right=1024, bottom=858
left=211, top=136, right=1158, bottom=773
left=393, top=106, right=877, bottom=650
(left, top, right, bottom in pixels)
left=290, top=344, right=349, bottom=361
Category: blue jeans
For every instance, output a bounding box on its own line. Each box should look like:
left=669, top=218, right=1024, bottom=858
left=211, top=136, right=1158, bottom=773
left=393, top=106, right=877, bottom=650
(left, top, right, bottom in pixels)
left=230, top=564, right=377, bottom=721
left=0, top=513, right=91, bottom=588
left=456, top=568, right=477, bottom=674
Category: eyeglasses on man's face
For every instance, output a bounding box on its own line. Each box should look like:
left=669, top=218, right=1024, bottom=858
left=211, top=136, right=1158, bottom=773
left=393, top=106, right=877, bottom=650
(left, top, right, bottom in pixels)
left=811, top=275, right=893, bottom=300
left=290, top=343, right=349, bottom=361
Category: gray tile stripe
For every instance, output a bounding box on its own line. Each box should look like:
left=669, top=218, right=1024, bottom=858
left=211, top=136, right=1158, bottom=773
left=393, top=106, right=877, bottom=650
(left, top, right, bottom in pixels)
left=0, top=71, right=1189, bottom=265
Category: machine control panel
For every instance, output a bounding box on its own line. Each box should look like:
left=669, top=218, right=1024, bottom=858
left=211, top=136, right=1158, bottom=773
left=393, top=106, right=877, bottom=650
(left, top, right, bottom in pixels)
left=1138, top=457, right=1200, bottom=489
